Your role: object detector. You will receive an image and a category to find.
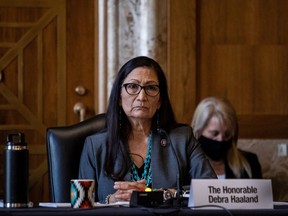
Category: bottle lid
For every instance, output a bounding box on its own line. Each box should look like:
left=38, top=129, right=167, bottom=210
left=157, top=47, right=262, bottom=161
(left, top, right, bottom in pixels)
left=6, top=132, right=27, bottom=149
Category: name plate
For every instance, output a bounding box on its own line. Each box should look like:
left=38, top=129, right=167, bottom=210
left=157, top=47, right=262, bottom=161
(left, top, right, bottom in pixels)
left=188, top=179, right=273, bottom=209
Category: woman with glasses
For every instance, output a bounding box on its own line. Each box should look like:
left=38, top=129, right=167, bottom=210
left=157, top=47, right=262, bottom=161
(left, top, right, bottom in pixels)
left=79, top=56, right=216, bottom=204
left=191, top=97, right=262, bottom=179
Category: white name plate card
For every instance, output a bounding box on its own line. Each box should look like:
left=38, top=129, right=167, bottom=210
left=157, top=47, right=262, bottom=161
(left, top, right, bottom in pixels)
left=188, top=179, right=273, bottom=209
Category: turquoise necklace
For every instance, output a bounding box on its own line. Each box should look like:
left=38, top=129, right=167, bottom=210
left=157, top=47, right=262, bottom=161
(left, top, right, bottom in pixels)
left=129, top=131, right=152, bottom=186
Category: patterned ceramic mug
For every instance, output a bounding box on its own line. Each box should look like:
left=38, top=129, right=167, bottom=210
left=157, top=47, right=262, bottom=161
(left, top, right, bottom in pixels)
left=70, top=179, right=95, bottom=208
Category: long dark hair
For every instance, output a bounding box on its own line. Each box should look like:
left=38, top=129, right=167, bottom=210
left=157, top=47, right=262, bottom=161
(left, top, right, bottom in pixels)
left=104, top=56, right=177, bottom=180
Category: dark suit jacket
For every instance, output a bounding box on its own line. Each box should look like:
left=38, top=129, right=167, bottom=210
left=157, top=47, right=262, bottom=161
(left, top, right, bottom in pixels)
left=225, top=150, right=262, bottom=178
left=79, top=125, right=217, bottom=203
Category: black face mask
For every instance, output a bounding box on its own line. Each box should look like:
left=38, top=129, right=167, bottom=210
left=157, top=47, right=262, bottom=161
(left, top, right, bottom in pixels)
left=198, top=136, right=232, bottom=161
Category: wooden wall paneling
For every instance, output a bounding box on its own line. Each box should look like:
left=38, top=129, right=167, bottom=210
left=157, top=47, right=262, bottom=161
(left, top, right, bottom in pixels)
left=0, top=0, right=66, bottom=202
left=239, top=115, right=288, bottom=138
left=198, top=45, right=256, bottom=111
left=197, top=0, right=288, bottom=138
left=66, top=0, right=95, bottom=124
left=94, top=0, right=99, bottom=114
left=43, top=16, right=58, bottom=126
left=167, top=0, right=197, bottom=125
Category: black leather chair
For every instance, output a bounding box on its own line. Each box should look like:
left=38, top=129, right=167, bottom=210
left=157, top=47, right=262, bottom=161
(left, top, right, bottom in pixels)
left=46, top=113, right=106, bottom=203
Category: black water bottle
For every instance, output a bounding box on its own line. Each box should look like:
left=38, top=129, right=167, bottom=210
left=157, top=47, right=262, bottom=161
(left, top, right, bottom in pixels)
left=4, top=132, right=29, bottom=208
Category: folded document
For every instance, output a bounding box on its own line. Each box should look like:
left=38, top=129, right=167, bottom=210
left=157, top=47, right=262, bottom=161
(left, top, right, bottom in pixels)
left=38, top=202, right=129, bottom=208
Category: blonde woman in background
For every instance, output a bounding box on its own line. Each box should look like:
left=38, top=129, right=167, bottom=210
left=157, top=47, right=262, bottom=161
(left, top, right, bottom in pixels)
left=191, top=97, right=262, bottom=179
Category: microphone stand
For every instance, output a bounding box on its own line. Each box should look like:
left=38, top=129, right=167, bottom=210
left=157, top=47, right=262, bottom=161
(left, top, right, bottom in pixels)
left=158, top=128, right=184, bottom=207
left=175, top=173, right=183, bottom=207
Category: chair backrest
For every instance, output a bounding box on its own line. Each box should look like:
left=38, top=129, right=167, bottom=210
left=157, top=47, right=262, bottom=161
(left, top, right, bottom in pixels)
left=46, top=113, right=106, bottom=203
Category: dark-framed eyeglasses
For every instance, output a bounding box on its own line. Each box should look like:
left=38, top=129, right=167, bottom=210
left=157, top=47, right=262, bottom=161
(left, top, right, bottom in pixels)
left=122, top=83, right=160, bottom=97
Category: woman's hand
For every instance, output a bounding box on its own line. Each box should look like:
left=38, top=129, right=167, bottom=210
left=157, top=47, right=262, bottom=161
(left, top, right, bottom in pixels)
left=108, top=179, right=146, bottom=203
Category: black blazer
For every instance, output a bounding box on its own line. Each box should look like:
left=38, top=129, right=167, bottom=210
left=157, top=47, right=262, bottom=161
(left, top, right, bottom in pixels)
left=79, top=125, right=217, bottom=203
left=225, top=150, right=262, bottom=179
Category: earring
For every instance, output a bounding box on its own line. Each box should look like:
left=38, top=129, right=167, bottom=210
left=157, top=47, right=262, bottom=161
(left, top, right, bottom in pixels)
left=157, top=111, right=160, bottom=130
left=119, top=108, right=122, bottom=129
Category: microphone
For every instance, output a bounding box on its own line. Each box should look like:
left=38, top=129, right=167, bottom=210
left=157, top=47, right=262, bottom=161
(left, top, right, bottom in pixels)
left=157, top=128, right=183, bottom=206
